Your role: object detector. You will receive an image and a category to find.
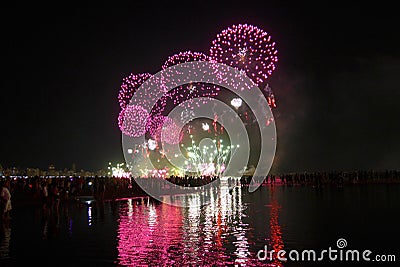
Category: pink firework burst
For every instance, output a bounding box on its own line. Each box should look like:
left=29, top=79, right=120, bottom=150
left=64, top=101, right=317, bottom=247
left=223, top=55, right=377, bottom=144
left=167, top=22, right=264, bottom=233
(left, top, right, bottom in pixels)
left=118, top=73, right=152, bottom=109
left=118, top=104, right=149, bottom=137
left=146, top=115, right=167, bottom=137
left=146, top=115, right=183, bottom=144
left=150, top=51, right=220, bottom=117
left=161, top=117, right=183, bottom=144
left=210, top=23, right=278, bottom=86
left=162, top=51, right=212, bottom=70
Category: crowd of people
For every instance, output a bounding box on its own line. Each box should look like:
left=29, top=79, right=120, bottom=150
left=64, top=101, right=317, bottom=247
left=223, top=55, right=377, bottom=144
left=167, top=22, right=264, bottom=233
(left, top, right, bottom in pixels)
left=0, top=169, right=399, bottom=220
left=166, top=175, right=219, bottom=187
left=240, top=169, right=400, bottom=187
left=0, top=180, right=12, bottom=220
left=0, top=176, right=137, bottom=220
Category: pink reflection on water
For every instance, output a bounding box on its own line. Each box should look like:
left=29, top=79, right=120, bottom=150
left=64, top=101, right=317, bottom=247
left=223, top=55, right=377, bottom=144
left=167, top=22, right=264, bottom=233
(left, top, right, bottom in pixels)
left=117, top=185, right=285, bottom=266
left=268, top=188, right=285, bottom=267
left=117, top=198, right=184, bottom=266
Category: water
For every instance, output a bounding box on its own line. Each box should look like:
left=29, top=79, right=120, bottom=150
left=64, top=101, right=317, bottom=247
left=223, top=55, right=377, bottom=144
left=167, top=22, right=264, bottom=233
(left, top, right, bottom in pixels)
left=1, top=184, right=399, bottom=266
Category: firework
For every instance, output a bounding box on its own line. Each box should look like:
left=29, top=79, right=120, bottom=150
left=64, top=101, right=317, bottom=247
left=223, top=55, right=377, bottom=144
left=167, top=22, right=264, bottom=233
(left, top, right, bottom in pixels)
left=202, top=122, right=210, bottom=131
left=146, top=115, right=167, bottom=138
left=150, top=51, right=221, bottom=117
left=210, top=24, right=278, bottom=86
left=118, top=104, right=149, bottom=137
left=146, top=115, right=182, bottom=144
left=180, top=136, right=236, bottom=176
left=118, top=73, right=152, bottom=109
left=118, top=46, right=278, bottom=183
left=147, top=139, right=157, bottom=151
left=161, top=117, right=183, bottom=144
left=181, top=109, right=196, bottom=122
left=162, top=51, right=211, bottom=70
left=230, top=98, right=243, bottom=109
left=263, top=83, right=276, bottom=107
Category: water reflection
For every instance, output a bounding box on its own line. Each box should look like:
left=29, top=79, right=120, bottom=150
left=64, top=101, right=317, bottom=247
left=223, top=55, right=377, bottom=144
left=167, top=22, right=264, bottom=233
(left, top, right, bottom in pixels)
left=117, top=197, right=184, bottom=266
left=88, top=206, right=92, bottom=226
left=2, top=184, right=399, bottom=266
left=0, top=221, right=11, bottom=259
left=41, top=203, right=61, bottom=239
left=268, top=188, right=284, bottom=266
left=117, top=180, right=284, bottom=266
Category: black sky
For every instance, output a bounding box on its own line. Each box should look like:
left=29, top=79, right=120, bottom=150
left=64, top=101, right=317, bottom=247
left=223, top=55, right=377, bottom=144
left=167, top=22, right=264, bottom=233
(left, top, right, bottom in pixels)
left=1, top=2, right=399, bottom=172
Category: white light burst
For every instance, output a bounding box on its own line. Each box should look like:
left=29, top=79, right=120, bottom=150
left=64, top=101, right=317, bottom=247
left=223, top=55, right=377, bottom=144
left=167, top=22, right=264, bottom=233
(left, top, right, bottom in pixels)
left=231, top=98, right=243, bottom=109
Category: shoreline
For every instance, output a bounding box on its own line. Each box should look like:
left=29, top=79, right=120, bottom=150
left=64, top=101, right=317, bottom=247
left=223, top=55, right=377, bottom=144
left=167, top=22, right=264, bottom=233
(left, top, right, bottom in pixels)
left=7, top=178, right=400, bottom=209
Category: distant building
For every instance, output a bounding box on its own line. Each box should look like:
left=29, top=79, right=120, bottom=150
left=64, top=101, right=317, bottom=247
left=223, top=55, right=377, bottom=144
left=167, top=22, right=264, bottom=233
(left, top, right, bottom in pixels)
left=96, top=169, right=108, bottom=176
left=77, top=169, right=94, bottom=177
left=48, top=164, right=59, bottom=176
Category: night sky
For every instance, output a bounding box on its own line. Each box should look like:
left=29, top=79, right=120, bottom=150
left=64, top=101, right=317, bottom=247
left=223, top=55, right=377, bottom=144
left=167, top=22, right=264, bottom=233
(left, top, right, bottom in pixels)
left=1, top=2, right=399, bottom=172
